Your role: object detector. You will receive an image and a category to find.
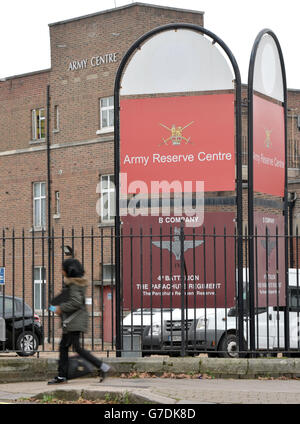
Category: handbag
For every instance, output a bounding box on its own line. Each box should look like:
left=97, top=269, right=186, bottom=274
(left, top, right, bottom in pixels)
left=67, top=355, right=95, bottom=380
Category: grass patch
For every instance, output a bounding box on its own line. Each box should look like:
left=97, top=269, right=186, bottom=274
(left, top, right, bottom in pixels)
left=28, top=390, right=156, bottom=404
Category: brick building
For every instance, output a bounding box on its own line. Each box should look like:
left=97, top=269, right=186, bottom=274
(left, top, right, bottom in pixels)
left=0, top=2, right=299, bottom=349
left=0, top=3, right=206, bottom=346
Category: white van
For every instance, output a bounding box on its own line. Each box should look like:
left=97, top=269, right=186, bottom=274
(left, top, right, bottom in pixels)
left=122, top=269, right=300, bottom=358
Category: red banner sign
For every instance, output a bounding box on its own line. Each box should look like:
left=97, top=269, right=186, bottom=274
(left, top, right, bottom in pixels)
left=120, top=94, right=235, bottom=194
left=253, top=95, right=285, bottom=197
left=254, top=213, right=285, bottom=307
left=122, top=213, right=236, bottom=309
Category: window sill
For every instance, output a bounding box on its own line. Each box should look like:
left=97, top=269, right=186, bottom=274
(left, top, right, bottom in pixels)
left=93, top=280, right=116, bottom=287
left=96, top=127, right=114, bottom=135
left=29, top=227, right=46, bottom=233
left=98, top=222, right=114, bottom=228
left=29, top=139, right=46, bottom=145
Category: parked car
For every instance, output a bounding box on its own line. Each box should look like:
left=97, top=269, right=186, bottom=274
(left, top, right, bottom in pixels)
left=123, top=307, right=205, bottom=357
left=122, top=269, right=300, bottom=358
left=0, top=295, right=43, bottom=357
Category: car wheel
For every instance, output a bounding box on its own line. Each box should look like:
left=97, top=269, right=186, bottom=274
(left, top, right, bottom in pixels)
left=218, top=333, right=241, bottom=359
left=16, top=331, right=39, bottom=357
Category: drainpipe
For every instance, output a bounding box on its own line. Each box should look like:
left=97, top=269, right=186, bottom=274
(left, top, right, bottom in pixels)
left=289, top=192, right=297, bottom=268
left=46, top=85, right=52, bottom=342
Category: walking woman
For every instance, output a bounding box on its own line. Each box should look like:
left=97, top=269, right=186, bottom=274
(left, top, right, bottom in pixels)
left=48, top=258, right=111, bottom=384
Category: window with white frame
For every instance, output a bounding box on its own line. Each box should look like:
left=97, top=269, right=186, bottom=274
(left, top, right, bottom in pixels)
left=33, top=182, right=46, bottom=229
left=99, top=96, right=114, bottom=132
left=34, top=267, right=46, bottom=310
left=100, top=175, right=115, bottom=223
left=32, top=108, right=45, bottom=141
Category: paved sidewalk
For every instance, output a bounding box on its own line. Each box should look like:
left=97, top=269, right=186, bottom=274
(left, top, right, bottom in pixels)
left=1, top=376, right=300, bottom=404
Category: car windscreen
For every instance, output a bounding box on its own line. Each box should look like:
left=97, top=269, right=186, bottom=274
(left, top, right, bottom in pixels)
left=0, top=298, right=13, bottom=315
left=0, top=297, right=32, bottom=317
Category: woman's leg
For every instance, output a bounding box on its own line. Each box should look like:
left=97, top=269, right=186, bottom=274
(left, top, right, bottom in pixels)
left=58, top=332, right=72, bottom=378
left=71, top=332, right=103, bottom=368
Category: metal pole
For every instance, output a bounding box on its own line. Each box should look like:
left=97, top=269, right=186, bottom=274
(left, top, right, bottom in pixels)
left=235, top=71, right=244, bottom=356
left=46, top=85, right=52, bottom=343
left=283, top=70, right=290, bottom=354
left=114, top=80, right=121, bottom=357
left=247, top=43, right=256, bottom=356
left=180, top=220, right=185, bottom=357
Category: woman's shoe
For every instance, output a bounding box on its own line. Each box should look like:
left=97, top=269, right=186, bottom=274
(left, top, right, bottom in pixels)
left=47, top=376, right=67, bottom=385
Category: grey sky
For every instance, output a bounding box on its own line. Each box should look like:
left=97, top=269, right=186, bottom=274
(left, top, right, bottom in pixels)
left=0, top=0, right=299, bottom=88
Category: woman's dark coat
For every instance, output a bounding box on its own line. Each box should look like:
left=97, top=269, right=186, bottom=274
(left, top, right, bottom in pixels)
left=59, top=277, right=89, bottom=333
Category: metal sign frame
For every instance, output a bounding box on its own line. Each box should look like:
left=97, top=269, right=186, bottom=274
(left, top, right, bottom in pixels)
left=248, top=29, right=288, bottom=354
left=114, top=23, right=243, bottom=357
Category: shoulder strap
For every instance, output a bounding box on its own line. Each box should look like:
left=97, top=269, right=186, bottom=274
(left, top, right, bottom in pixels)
left=62, top=309, right=82, bottom=326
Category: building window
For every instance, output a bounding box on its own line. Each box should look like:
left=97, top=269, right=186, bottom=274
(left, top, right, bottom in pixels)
left=99, top=96, right=114, bottom=133
left=33, top=182, right=46, bottom=229
left=102, top=264, right=115, bottom=283
left=32, top=108, right=45, bottom=141
left=54, top=105, right=59, bottom=132
left=34, top=267, right=46, bottom=310
left=288, top=138, right=299, bottom=169
left=54, top=191, right=60, bottom=218
left=100, top=175, right=115, bottom=223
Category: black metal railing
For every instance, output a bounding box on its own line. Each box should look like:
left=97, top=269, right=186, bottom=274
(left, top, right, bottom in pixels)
left=0, top=226, right=299, bottom=358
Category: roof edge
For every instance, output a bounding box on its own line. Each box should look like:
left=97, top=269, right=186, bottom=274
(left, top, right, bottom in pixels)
left=49, top=2, right=204, bottom=27
left=0, top=68, right=51, bottom=82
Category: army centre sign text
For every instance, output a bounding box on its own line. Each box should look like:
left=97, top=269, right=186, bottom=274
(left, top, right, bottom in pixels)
left=68, top=52, right=118, bottom=71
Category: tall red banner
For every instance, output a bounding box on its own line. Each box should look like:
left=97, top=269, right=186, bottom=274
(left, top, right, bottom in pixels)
left=254, top=213, right=285, bottom=307
left=253, top=95, right=285, bottom=197
left=122, top=213, right=236, bottom=309
left=120, top=94, right=235, bottom=193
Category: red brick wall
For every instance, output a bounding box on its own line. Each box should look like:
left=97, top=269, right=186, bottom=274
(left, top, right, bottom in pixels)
left=0, top=4, right=204, bottom=234
left=0, top=5, right=204, bottom=345
left=49, top=4, right=204, bottom=145
left=0, top=72, right=50, bottom=152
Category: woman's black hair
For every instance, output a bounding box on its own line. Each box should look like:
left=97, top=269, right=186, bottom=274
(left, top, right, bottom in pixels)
left=62, top=258, right=85, bottom=278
